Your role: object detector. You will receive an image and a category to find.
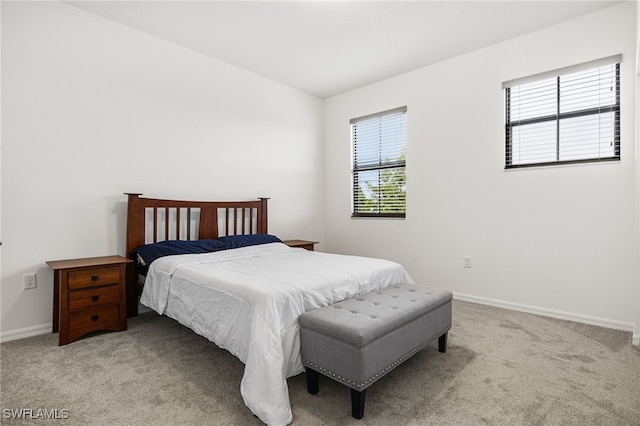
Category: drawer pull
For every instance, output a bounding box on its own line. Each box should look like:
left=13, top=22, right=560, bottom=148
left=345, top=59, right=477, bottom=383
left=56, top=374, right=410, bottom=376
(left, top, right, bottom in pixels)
left=91, top=295, right=100, bottom=302
left=91, top=275, right=99, bottom=282
left=91, top=314, right=99, bottom=321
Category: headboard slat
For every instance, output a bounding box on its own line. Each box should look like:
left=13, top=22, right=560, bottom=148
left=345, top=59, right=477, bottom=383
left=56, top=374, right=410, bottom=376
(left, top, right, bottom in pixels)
left=233, top=208, right=239, bottom=235
left=176, top=208, right=181, bottom=240
left=187, top=208, right=191, bottom=240
left=164, top=208, right=169, bottom=241
left=153, top=207, right=158, bottom=243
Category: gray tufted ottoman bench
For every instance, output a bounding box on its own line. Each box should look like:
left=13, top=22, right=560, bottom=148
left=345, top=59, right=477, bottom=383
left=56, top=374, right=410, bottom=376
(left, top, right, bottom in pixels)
left=299, top=283, right=452, bottom=419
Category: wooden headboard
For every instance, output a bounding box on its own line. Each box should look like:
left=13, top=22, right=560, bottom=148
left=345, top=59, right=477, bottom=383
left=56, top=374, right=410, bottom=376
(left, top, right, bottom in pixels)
left=124, top=193, right=269, bottom=316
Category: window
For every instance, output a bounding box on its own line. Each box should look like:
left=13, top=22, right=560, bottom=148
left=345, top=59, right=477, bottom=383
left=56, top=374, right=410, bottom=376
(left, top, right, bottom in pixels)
left=504, top=55, right=620, bottom=168
left=351, top=106, right=407, bottom=218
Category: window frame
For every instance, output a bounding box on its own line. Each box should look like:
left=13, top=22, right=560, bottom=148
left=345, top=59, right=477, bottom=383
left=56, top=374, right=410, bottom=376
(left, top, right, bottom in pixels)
left=504, top=57, right=621, bottom=169
left=351, top=106, right=407, bottom=219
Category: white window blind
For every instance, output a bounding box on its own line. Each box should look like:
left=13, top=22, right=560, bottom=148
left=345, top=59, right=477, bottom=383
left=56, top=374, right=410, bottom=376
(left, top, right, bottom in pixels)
left=351, top=107, right=407, bottom=218
left=504, top=55, right=621, bottom=168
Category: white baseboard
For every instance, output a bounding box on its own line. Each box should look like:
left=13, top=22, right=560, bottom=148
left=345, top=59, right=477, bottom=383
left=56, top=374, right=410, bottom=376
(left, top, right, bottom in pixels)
left=633, top=333, right=640, bottom=346
left=0, top=323, right=52, bottom=343
left=0, top=304, right=153, bottom=343
left=453, top=292, right=635, bottom=334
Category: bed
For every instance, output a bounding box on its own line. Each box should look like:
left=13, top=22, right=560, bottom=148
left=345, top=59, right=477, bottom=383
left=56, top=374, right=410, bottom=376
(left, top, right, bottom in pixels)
left=124, top=193, right=414, bottom=425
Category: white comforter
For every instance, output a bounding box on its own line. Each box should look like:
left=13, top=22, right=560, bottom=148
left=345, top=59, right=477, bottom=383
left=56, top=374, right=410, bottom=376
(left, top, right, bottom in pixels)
left=140, top=242, right=413, bottom=425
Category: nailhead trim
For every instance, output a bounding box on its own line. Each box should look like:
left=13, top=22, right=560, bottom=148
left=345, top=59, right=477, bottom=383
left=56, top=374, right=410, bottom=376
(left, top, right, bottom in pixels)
left=302, top=326, right=451, bottom=391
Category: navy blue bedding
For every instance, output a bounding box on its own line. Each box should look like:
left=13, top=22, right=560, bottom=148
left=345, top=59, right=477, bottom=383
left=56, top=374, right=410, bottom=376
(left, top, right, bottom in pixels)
left=131, top=234, right=282, bottom=275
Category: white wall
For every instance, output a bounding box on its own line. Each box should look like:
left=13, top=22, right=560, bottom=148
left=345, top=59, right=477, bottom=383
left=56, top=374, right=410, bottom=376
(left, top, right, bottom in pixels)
left=1, top=2, right=324, bottom=338
left=324, top=2, right=638, bottom=333
left=635, top=1, right=640, bottom=346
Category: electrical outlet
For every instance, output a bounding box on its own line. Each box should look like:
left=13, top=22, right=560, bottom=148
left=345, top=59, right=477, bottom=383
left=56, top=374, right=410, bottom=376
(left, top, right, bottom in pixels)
left=463, top=256, right=472, bottom=268
left=24, top=273, right=37, bottom=289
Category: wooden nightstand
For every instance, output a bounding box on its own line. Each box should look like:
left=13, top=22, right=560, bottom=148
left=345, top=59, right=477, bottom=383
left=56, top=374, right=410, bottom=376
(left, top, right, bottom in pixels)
left=47, top=255, right=131, bottom=346
left=283, top=239, right=318, bottom=251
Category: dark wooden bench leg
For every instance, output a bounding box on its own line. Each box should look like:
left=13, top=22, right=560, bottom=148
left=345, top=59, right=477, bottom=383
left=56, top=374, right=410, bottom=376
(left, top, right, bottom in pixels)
left=351, top=388, right=366, bottom=419
left=438, top=332, right=448, bottom=353
left=306, top=368, right=319, bottom=395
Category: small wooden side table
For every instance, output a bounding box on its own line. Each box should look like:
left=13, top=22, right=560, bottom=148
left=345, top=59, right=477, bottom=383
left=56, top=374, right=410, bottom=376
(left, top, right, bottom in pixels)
left=283, top=239, right=318, bottom=251
left=47, top=255, right=131, bottom=345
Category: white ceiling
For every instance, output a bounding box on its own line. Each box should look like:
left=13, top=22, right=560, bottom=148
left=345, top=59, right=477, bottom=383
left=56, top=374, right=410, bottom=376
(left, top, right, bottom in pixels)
left=66, top=1, right=623, bottom=99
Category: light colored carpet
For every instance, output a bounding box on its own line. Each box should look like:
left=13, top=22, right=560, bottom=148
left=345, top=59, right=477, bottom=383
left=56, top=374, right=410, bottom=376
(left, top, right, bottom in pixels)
left=1, top=300, right=638, bottom=425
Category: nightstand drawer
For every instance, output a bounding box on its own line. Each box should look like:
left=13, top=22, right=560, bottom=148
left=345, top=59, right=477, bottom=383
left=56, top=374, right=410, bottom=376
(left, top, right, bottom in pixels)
left=68, top=266, right=120, bottom=290
left=69, top=285, right=120, bottom=311
left=69, top=305, right=120, bottom=331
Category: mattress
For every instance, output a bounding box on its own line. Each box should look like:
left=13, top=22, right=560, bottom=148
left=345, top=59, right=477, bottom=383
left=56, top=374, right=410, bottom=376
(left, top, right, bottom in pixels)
left=140, top=242, right=413, bottom=425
